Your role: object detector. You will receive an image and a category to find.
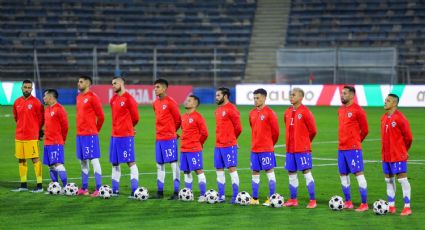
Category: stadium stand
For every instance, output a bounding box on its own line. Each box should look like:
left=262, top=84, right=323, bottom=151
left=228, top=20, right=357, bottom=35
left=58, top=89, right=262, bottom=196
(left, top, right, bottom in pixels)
left=0, top=0, right=256, bottom=87
left=285, top=0, right=425, bottom=84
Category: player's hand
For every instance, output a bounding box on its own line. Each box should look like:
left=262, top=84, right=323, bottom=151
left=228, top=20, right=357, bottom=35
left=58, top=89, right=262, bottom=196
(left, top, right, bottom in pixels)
left=38, top=129, right=44, bottom=140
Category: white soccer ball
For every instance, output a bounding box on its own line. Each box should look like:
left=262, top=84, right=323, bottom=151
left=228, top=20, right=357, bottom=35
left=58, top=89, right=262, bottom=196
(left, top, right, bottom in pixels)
left=99, top=185, right=112, bottom=199
left=373, top=199, right=389, bottom=215
left=178, top=188, right=194, bottom=201
left=329, top=195, right=344, bottom=211
left=134, top=187, right=149, bottom=201
left=236, top=191, right=251, bottom=205
left=47, top=182, right=62, bottom=195
left=205, top=189, right=218, bottom=204
left=269, top=193, right=285, bottom=208
left=64, top=183, right=78, bottom=196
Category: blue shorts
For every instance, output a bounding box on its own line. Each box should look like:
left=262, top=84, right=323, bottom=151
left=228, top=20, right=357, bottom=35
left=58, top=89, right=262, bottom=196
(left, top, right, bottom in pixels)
left=382, top=161, right=407, bottom=175
left=180, top=151, right=203, bottom=172
left=109, top=136, right=135, bottom=165
left=250, top=152, right=276, bottom=171
left=285, top=152, right=312, bottom=172
left=43, top=145, right=65, bottom=166
left=338, top=149, right=364, bottom=174
left=214, top=145, right=238, bottom=169
left=156, top=138, right=178, bottom=164
left=76, top=135, right=101, bottom=160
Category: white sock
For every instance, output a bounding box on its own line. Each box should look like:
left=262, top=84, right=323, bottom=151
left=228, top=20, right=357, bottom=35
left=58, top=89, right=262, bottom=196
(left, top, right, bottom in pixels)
left=356, top=174, right=367, bottom=189
left=91, top=158, right=102, bottom=175
left=80, top=160, right=89, bottom=175
left=216, top=171, right=225, bottom=184
left=252, top=174, right=260, bottom=184
left=267, top=171, right=276, bottom=182
left=304, top=172, right=314, bottom=185
left=289, top=174, right=299, bottom=188
left=398, top=177, right=411, bottom=207
left=230, top=171, right=239, bottom=185
left=198, top=173, right=206, bottom=184
left=112, top=165, right=121, bottom=182
left=184, top=173, right=193, bottom=185
left=340, top=175, right=350, bottom=187
left=157, top=163, right=165, bottom=184
left=130, top=164, right=139, bottom=181
left=385, top=177, right=396, bottom=206
left=55, top=164, right=66, bottom=172
left=171, top=162, right=180, bottom=181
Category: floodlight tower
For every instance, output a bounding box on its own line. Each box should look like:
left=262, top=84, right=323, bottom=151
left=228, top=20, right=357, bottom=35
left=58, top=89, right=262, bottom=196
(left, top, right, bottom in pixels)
left=108, top=43, right=127, bottom=76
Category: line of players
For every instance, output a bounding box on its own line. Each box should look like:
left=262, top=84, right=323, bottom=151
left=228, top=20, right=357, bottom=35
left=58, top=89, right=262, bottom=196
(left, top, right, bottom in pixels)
left=12, top=77, right=413, bottom=216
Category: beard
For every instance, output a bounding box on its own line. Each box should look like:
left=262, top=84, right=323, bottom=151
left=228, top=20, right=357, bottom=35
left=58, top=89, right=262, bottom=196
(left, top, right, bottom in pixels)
left=216, top=98, right=225, bottom=105
left=341, top=97, right=348, bottom=104
left=114, top=87, right=121, bottom=94
left=23, top=92, right=31, bottom=98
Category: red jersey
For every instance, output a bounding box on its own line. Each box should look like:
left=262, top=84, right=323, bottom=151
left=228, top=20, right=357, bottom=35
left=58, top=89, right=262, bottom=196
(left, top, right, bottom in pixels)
left=76, top=91, right=105, bottom=135
left=284, top=104, right=317, bottom=153
left=381, top=110, right=413, bottom=162
left=44, top=103, right=68, bottom=145
left=153, top=96, right=181, bottom=140
left=249, top=106, right=280, bottom=152
left=338, top=103, right=369, bottom=150
left=13, top=95, right=44, bottom=140
left=215, top=102, right=242, bottom=147
left=110, top=92, right=139, bottom=137
left=181, top=111, right=208, bottom=152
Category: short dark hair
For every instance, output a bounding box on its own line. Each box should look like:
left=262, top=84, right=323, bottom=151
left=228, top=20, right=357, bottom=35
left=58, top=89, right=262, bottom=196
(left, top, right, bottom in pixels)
left=217, top=87, right=230, bottom=98
left=343, top=85, right=356, bottom=94
left=154, top=78, right=169, bottom=88
left=44, top=89, right=59, bottom=99
left=22, top=79, right=33, bottom=85
left=112, top=76, right=126, bottom=83
left=253, top=88, right=267, bottom=97
left=189, top=95, right=200, bottom=107
left=79, top=75, right=93, bottom=84
left=388, top=93, right=399, bottom=105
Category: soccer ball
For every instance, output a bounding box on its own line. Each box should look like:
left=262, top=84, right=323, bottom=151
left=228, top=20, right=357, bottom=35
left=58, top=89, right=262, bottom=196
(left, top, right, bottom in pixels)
left=178, top=188, right=194, bottom=201
left=64, top=183, right=78, bottom=196
left=47, top=182, right=62, bottom=195
left=99, top=185, right=112, bottom=199
left=329, top=195, right=344, bottom=211
left=134, top=187, right=149, bottom=201
left=373, top=199, right=389, bottom=215
left=205, top=189, right=218, bottom=204
left=269, top=193, right=284, bottom=208
left=236, top=191, right=251, bottom=205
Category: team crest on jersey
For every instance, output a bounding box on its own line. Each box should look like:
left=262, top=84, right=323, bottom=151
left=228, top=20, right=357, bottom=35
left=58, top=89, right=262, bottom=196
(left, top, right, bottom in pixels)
left=162, top=104, right=167, bottom=110
left=391, top=121, right=397, bottom=127
left=260, top=115, right=265, bottom=121
left=189, top=118, right=194, bottom=123
left=120, top=101, right=125, bottom=107
left=27, top=104, right=32, bottom=109
left=84, top=98, right=89, bottom=103
left=50, top=111, right=55, bottom=117
left=347, top=112, right=352, bottom=118
left=222, top=111, right=226, bottom=117
left=297, top=114, right=302, bottom=119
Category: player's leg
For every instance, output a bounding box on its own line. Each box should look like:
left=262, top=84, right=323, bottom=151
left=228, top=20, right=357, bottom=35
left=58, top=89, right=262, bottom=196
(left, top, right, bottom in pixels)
left=78, top=159, right=90, bottom=195
left=55, top=163, right=68, bottom=188
left=184, top=172, right=193, bottom=190
left=224, top=145, right=239, bottom=203
left=31, top=157, right=43, bottom=192
left=12, top=159, right=28, bottom=192
left=303, top=169, right=316, bottom=208
left=110, top=137, right=121, bottom=195
left=250, top=152, right=260, bottom=205
left=262, top=152, right=277, bottom=206
left=195, top=169, right=207, bottom=202
left=285, top=153, right=299, bottom=206
left=214, top=147, right=226, bottom=201
left=169, top=161, right=180, bottom=199
left=166, top=139, right=180, bottom=200
left=338, top=150, right=353, bottom=209
left=396, top=162, right=411, bottom=216
left=228, top=166, right=239, bottom=204
left=352, top=151, right=368, bottom=212
left=155, top=140, right=165, bottom=198
left=180, top=152, right=193, bottom=189
left=382, top=162, right=396, bottom=213
left=48, top=145, right=67, bottom=188
left=128, top=161, right=139, bottom=197
left=90, top=158, right=102, bottom=197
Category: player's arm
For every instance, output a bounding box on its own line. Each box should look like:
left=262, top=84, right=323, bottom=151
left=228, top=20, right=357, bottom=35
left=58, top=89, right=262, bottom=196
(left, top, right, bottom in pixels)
left=128, top=96, right=140, bottom=127
left=305, top=110, right=317, bottom=141
left=170, top=101, right=182, bottom=131
left=60, top=107, right=69, bottom=142
left=270, top=110, right=280, bottom=145
left=400, top=116, right=413, bottom=151
left=12, top=102, right=18, bottom=122
left=358, top=109, right=369, bottom=142
left=198, top=115, right=208, bottom=145
left=38, top=102, right=45, bottom=129
left=92, top=95, right=105, bottom=132
left=230, top=109, right=242, bottom=139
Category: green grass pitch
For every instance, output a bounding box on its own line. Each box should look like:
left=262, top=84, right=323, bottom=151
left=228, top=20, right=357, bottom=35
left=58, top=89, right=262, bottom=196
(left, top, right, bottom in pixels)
left=0, top=105, right=424, bottom=229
